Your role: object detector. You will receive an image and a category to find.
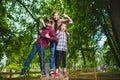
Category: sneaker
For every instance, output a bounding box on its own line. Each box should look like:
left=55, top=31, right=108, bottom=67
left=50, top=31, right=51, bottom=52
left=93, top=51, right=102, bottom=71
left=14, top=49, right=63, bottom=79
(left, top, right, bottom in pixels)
left=49, top=69, right=54, bottom=76
left=54, top=73, right=59, bottom=79
left=20, top=68, right=27, bottom=76
left=63, top=71, right=67, bottom=77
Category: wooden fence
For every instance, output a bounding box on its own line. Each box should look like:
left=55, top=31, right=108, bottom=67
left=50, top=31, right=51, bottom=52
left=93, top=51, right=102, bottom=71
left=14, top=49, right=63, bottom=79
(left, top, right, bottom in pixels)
left=68, top=68, right=97, bottom=80
left=0, top=71, right=41, bottom=80
left=0, top=68, right=97, bottom=80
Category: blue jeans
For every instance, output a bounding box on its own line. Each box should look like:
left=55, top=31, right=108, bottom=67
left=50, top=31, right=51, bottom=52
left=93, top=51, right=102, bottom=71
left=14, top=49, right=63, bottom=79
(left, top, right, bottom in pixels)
left=23, top=43, right=46, bottom=73
left=49, top=41, right=57, bottom=69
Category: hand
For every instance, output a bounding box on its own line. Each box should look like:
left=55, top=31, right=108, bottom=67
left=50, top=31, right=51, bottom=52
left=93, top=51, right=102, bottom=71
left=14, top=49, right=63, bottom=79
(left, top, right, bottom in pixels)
left=45, top=33, right=50, bottom=38
left=40, top=18, right=46, bottom=27
left=40, top=18, right=44, bottom=23
left=63, top=13, right=68, bottom=18
left=39, top=30, right=42, bottom=34
left=63, top=13, right=73, bottom=23
left=56, top=30, right=59, bottom=34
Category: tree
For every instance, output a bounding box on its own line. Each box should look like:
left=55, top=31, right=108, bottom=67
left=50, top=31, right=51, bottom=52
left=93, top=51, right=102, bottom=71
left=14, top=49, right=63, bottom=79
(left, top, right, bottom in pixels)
left=109, top=0, right=120, bottom=67
left=0, top=0, right=119, bottom=71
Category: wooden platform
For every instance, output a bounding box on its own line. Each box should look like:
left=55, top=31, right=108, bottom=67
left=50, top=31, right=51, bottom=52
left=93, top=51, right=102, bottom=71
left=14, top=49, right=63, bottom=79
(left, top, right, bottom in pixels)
left=40, top=72, right=69, bottom=80
left=40, top=76, right=69, bottom=80
left=40, top=63, right=69, bottom=80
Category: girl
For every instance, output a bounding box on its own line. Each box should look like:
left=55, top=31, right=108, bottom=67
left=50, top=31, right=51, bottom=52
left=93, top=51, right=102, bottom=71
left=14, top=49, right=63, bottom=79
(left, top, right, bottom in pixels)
left=20, top=18, right=57, bottom=77
left=54, top=24, right=70, bottom=78
left=40, top=11, right=72, bottom=76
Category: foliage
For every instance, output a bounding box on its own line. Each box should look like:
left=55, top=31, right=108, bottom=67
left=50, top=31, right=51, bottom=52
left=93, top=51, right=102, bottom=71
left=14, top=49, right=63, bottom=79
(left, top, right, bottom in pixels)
left=0, top=0, right=119, bottom=71
left=4, top=63, right=20, bottom=71
left=108, top=68, right=120, bottom=72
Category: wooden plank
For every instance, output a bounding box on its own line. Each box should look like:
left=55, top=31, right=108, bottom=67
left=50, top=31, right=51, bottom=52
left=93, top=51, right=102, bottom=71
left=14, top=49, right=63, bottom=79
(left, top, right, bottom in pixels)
left=40, top=71, right=69, bottom=80
left=40, top=76, right=69, bottom=80
left=68, top=68, right=97, bottom=80
left=0, top=72, right=40, bottom=74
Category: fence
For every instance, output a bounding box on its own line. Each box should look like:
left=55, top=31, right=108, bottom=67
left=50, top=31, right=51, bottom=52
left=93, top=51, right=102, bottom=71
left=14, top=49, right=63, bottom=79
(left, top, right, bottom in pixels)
left=0, top=68, right=97, bottom=80
left=0, top=71, right=41, bottom=80
left=68, top=68, right=97, bottom=80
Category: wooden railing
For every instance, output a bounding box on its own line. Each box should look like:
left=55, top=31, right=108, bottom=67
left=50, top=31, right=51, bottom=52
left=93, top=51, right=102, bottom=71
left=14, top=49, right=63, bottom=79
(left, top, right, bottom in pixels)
left=68, top=68, right=97, bottom=80
left=0, top=68, right=97, bottom=80
left=0, top=71, right=41, bottom=80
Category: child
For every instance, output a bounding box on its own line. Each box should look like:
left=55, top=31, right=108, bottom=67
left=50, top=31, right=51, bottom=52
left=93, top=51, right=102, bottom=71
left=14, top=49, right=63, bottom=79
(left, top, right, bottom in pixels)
left=49, top=11, right=73, bottom=76
left=20, top=18, right=58, bottom=76
left=40, top=11, right=72, bottom=76
left=54, top=24, right=70, bottom=78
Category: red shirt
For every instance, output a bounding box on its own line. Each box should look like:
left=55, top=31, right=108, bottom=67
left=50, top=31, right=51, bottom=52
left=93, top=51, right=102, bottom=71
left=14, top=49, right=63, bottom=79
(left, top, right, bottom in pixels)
left=35, top=26, right=57, bottom=48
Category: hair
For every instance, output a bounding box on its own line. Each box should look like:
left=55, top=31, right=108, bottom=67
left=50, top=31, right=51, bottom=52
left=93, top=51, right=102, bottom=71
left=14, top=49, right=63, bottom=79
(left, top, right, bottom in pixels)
left=45, top=17, right=54, bottom=28
left=51, top=10, right=61, bottom=29
left=52, top=10, right=59, bottom=16
left=57, top=24, right=67, bottom=32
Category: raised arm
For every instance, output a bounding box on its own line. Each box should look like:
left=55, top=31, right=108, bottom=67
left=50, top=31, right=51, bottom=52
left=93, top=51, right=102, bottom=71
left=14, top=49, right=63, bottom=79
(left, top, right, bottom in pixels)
left=40, top=18, right=46, bottom=27
left=62, top=13, right=73, bottom=23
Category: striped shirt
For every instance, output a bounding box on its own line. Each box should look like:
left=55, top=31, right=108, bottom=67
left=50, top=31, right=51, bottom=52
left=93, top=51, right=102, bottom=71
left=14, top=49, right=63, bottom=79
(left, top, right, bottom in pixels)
left=56, top=31, right=68, bottom=51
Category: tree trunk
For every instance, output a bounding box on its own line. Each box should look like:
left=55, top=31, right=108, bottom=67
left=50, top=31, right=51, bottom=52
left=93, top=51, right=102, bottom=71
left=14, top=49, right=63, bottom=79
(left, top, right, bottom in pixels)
left=109, top=0, right=120, bottom=52
left=102, top=24, right=120, bottom=67
left=0, top=0, right=2, bottom=4
left=109, top=0, right=120, bottom=67
left=81, top=50, right=86, bottom=66
left=101, top=9, right=120, bottom=67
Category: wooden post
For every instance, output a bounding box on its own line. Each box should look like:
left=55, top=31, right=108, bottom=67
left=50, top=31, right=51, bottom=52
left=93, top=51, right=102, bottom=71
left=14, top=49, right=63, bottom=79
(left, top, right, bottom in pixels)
left=94, top=68, right=97, bottom=80
left=9, top=71, right=12, bottom=80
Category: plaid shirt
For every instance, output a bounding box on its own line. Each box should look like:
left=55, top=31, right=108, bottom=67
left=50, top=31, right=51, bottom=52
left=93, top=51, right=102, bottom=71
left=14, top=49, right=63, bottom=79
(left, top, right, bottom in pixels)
left=35, top=26, right=57, bottom=48
left=56, top=31, right=68, bottom=51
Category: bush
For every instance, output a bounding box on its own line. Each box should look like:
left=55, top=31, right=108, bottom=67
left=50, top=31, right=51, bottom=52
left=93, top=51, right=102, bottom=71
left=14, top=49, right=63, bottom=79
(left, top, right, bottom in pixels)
left=4, top=63, right=21, bottom=71
left=108, top=68, right=120, bottom=72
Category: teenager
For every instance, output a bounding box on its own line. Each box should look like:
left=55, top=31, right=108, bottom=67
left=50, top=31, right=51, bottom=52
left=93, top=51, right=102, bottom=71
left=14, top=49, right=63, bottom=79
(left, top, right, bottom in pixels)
left=49, top=11, right=73, bottom=76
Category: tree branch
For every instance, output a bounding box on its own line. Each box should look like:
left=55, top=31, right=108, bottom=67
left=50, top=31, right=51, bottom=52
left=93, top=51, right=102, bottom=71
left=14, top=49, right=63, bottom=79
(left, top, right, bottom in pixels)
left=16, top=0, right=37, bottom=22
